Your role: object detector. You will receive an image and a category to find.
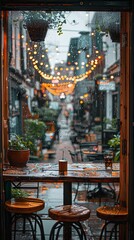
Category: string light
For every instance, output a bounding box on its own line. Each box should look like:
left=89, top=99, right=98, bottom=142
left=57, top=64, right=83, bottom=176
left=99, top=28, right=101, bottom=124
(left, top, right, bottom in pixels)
left=27, top=42, right=104, bottom=84
left=41, top=82, right=75, bottom=96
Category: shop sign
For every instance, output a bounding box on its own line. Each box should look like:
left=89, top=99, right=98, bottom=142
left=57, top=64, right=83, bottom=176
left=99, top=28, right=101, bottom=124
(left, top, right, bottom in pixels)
left=98, top=80, right=115, bottom=91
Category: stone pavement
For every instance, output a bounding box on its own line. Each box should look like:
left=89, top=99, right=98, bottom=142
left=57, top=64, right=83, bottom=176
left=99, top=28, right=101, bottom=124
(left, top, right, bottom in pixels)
left=43, top=107, right=75, bottom=164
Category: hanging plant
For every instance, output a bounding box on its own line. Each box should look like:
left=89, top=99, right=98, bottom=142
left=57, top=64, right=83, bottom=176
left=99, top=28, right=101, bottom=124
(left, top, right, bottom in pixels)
left=92, top=12, right=120, bottom=42
left=22, top=11, right=66, bottom=41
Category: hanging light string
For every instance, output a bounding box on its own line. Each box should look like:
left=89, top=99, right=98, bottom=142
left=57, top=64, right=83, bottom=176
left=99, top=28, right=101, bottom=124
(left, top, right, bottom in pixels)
left=26, top=41, right=104, bottom=83
left=42, top=82, right=75, bottom=96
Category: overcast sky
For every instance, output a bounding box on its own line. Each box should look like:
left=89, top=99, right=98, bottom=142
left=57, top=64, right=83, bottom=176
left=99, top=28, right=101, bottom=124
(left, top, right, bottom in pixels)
left=44, top=11, right=94, bottom=69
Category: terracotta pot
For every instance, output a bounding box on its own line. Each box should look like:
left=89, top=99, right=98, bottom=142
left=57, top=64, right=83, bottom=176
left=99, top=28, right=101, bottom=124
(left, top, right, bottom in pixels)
left=26, top=20, right=48, bottom=42
left=7, top=149, right=30, bottom=167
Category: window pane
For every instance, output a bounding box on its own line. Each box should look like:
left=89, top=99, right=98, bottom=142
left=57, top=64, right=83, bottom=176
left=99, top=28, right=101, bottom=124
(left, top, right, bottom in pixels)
left=8, top=11, right=120, bottom=163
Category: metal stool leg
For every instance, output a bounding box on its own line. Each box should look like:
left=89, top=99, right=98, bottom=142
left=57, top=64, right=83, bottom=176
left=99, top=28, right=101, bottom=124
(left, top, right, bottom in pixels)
left=11, top=213, right=45, bottom=240
left=99, top=221, right=112, bottom=240
left=49, top=222, right=63, bottom=240
left=72, top=222, right=84, bottom=240
left=25, top=216, right=37, bottom=240
left=55, top=223, right=63, bottom=240
left=76, top=222, right=87, bottom=240
left=14, top=215, right=36, bottom=240
left=49, top=221, right=87, bottom=240
left=100, top=221, right=123, bottom=240
left=110, top=223, right=119, bottom=240
left=11, top=214, right=17, bottom=240
left=31, top=213, right=45, bottom=240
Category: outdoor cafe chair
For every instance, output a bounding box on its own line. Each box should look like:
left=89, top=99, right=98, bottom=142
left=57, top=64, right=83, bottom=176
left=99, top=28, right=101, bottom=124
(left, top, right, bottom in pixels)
left=79, top=142, right=99, bottom=162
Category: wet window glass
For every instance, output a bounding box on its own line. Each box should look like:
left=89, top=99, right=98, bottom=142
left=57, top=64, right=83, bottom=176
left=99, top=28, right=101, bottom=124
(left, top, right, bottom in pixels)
left=8, top=11, right=120, bottom=164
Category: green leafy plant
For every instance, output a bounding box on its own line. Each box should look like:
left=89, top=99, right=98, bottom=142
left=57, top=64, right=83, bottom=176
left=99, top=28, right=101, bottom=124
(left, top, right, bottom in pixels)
left=11, top=188, right=30, bottom=199
left=8, top=134, right=33, bottom=151
left=103, top=117, right=118, bottom=130
left=24, top=119, right=47, bottom=140
left=34, top=107, right=59, bottom=122
left=24, top=119, right=47, bottom=155
left=108, top=134, right=120, bottom=161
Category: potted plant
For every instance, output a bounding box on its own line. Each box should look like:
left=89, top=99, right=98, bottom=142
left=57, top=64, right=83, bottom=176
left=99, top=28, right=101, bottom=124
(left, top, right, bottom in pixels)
left=11, top=188, right=31, bottom=203
left=34, top=106, right=59, bottom=122
left=22, top=11, right=66, bottom=41
left=108, top=134, right=120, bottom=162
left=11, top=188, right=30, bottom=200
left=24, top=119, right=47, bottom=157
left=8, top=135, right=33, bottom=167
left=93, top=12, right=120, bottom=42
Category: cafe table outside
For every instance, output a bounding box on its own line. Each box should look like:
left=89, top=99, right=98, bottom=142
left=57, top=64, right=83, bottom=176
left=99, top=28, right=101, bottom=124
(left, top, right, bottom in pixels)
left=3, top=162, right=120, bottom=240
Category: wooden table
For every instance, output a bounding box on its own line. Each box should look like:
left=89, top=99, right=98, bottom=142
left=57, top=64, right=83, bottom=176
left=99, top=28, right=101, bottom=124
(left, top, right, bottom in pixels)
left=3, top=162, right=120, bottom=240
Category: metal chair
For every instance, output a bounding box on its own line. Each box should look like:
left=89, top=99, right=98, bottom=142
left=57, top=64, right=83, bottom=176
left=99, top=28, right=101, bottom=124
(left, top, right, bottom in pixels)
left=68, top=150, right=80, bottom=163
left=79, top=142, right=98, bottom=162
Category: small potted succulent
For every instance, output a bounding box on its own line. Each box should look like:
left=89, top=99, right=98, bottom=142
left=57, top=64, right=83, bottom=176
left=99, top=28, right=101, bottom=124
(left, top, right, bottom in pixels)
left=8, top=135, right=33, bottom=167
left=11, top=188, right=30, bottom=200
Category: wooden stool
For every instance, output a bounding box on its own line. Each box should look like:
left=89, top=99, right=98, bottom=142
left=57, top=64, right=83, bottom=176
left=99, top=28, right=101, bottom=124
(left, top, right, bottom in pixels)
left=49, top=204, right=90, bottom=240
left=5, top=197, right=45, bottom=240
left=96, top=205, right=128, bottom=240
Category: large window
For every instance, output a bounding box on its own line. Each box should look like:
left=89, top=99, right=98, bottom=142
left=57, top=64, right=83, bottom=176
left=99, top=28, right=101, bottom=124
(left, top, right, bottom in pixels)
left=8, top=11, right=120, bottom=162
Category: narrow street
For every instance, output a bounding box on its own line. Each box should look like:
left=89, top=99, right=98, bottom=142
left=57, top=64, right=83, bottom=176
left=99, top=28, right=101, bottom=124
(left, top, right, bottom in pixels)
left=43, top=104, right=75, bottom=163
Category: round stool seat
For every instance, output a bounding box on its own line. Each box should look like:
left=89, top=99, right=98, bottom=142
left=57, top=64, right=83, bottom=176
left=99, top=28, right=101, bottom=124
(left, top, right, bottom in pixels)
left=97, top=205, right=128, bottom=222
left=49, top=204, right=90, bottom=222
left=5, top=197, right=45, bottom=214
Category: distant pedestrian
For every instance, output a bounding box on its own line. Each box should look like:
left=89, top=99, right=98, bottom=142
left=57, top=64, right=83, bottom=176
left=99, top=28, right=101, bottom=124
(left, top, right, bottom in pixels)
left=64, top=110, right=69, bottom=125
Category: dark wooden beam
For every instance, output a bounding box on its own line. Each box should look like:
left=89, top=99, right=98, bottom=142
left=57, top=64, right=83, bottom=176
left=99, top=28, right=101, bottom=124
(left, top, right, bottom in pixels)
left=0, top=0, right=132, bottom=11
left=129, top=2, right=134, bottom=239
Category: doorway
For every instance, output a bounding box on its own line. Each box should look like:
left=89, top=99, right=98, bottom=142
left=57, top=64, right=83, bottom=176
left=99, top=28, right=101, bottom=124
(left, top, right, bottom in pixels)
left=0, top=1, right=133, bottom=238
